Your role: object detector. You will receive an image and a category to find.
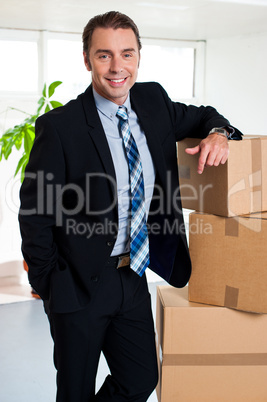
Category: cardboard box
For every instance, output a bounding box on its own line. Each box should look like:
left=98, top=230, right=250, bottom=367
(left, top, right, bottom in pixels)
left=156, top=285, right=267, bottom=402
left=177, top=136, right=267, bottom=217
left=188, top=211, right=267, bottom=313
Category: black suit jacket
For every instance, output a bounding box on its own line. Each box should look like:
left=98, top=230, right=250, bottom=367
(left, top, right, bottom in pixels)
left=19, top=82, right=241, bottom=313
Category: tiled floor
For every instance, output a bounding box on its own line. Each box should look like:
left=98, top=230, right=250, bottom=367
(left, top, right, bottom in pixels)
left=0, top=270, right=165, bottom=402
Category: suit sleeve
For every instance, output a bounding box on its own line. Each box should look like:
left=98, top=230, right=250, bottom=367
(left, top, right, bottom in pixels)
left=19, top=115, right=66, bottom=300
left=156, top=83, right=243, bottom=141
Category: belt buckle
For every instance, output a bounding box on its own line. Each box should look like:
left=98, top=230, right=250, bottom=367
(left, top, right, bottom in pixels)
left=117, top=254, right=130, bottom=269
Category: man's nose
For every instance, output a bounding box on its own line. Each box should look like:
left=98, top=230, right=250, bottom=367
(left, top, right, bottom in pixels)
left=109, top=56, right=123, bottom=73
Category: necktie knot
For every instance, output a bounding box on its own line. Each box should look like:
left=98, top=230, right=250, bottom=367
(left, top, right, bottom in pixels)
left=116, top=106, right=128, bottom=121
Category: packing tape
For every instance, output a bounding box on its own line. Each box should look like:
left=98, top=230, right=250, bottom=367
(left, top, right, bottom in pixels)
left=179, top=165, right=191, bottom=179
left=163, top=353, right=267, bottom=366
left=224, top=285, right=239, bottom=308
left=225, top=217, right=239, bottom=237
left=251, top=138, right=262, bottom=212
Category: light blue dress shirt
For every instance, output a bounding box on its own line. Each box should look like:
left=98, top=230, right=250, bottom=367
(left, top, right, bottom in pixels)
left=93, top=88, right=156, bottom=256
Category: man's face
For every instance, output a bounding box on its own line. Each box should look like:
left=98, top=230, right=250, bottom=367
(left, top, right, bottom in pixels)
left=84, top=27, right=140, bottom=105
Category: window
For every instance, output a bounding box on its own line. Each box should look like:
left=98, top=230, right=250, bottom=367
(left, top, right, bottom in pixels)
left=46, top=34, right=90, bottom=101
left=0, top=37, right=38, bottom=93
left=0, top=30, right=205, bottom=103
left=138, top=39, right=204, bottom=103
left=138, top=44, right=194, bottom=100
left=0, top=30, right=40, bottom=133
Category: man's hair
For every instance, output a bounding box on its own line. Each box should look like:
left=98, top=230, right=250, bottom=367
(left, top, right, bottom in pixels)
left=82, top=11, right=142, bottom=62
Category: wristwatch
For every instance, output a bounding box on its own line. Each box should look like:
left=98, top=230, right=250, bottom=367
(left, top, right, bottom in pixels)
left=208, top=127, right=229, bottom=139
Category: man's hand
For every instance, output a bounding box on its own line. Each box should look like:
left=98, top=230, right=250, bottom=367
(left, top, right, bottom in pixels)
left=185, top=133, right=229, bottom=174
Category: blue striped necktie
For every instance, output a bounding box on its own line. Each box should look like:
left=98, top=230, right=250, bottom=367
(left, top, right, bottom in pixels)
left=116, top=106, right=150, bottom=276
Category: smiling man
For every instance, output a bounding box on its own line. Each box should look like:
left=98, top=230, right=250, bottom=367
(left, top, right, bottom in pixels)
left=19, top=10, right=242, bottom=402
left=84, top=27, right=140, bottom=104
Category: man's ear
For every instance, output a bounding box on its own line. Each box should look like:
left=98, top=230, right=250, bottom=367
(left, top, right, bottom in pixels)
left=83, top=51, right=92, bottom=71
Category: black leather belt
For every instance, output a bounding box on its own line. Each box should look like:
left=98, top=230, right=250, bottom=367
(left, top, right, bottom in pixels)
left=106, top=253, right=130, bottom=269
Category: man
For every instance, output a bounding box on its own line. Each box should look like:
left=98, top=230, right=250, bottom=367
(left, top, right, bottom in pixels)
left=19, top=11, right=242, bottom=402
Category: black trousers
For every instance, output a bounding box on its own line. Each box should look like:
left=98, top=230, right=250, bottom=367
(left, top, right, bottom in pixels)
left=45, top=258, right=158, bottom=402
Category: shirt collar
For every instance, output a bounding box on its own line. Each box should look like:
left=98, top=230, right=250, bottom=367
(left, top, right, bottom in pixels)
left=93, top=87, right=132, bottom=120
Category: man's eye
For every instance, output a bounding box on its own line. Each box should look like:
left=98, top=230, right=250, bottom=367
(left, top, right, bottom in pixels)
left=99, top=55, right=108, bottom=59
left=124, top=53, right=132, bottom=58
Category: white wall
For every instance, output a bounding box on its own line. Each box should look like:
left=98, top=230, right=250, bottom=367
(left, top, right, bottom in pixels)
left=205, top=31, right=267, bottom=136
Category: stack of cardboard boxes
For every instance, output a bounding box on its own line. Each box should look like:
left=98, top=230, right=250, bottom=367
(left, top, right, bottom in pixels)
left=156, top=136, right=267, bottom=401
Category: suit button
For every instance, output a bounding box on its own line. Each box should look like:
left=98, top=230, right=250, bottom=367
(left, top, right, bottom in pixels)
left=91, top=276, right=99, bottom=282
left=107, top=241, right=113, bottom=247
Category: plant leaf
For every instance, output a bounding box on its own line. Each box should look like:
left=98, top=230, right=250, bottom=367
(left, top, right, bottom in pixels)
left=48, top=81, right=62, bottom=98
left=24, top=128, right=34, bottom=154
left=45, top=104, right=51, bottom=113
left=0, top=80, right=63, bottom=182
left=42, top=83, right=47, bottom=98
left=37, top=97, right=45, bottom=114
left=20, top=156, right=30, bottom=183
left=15, top=153, right=28, bottom=177
left=27, top=126, right=35, bottom=139
left=15, top=136, right=23, bottom=151
left=50, top=100, right=63, bottom=109
left=3, top=141, right=13, bottom=159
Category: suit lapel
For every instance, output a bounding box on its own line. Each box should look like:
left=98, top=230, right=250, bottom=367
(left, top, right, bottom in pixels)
left=130, top=90, right=167, bottom=188
left=80, top=86, right=117, bottom=189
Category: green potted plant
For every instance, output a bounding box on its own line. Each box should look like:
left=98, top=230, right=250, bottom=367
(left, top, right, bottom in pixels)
left=0, top=81, right=63, bottom=297
left=0, top=80, right=63, bottom=182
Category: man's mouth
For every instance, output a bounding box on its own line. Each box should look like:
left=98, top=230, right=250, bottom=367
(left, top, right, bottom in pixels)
left=109, top=78, right=125, bottom=83
left=106, top=77, right=127, bottom=84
